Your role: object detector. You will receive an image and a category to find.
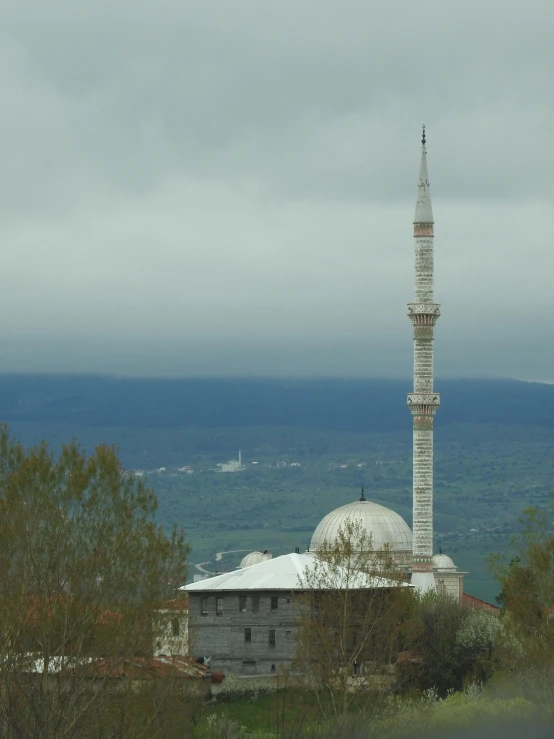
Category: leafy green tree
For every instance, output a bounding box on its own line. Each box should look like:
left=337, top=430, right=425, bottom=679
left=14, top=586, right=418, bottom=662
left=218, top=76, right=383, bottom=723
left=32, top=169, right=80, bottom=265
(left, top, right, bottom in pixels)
left=489, top=503, right=554, bottom=702
left=0, top=426, right=191, bottom=738
left=294, top=518, right=413, bottom=720
left=408, top=594, right=467, bottom=697
left=403, top=595, right=501, bottom=697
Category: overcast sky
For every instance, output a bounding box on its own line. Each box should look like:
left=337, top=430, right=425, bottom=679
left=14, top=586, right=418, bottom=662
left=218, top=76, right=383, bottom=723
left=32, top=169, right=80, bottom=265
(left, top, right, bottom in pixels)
left=1, top=0, right=553, bottom=380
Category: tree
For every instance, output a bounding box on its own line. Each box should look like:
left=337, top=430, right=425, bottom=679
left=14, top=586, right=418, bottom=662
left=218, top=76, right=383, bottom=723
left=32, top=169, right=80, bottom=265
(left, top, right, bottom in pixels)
left=0, top=426, right=191, bottom=738
left=489, top=502, right=554, bottom=702
left=492, top=505, right=554, bottom=642
left=293, top=517, right=413, bottom=721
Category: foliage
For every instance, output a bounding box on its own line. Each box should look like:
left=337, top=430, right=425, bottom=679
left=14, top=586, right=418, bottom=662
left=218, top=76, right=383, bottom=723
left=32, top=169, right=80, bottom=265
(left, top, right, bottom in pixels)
left=193, top=685, right=547, bottom=739
left=376, top=690, right=537, bottom=738
left=0, top=425, right=191, bottom=738
left=489, top=502, right=554, bottom=703
left=401, top=594, right=501, bottom=696
left=294, top=517, right=412, bottom=720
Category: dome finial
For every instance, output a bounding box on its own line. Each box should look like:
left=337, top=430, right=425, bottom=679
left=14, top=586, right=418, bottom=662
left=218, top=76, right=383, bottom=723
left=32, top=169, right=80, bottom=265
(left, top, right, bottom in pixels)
left=421, top=124, right=426, bottom=146
left=360, top=485, right=366, bottom=502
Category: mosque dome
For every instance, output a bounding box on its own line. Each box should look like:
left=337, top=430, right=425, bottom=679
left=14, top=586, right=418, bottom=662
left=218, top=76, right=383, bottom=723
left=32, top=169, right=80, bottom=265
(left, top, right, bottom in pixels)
left=239, top=550, right=272, bottom=569
left=432, top=553, right=457, bottom=571
left=310, top=499, right=412, bottom=558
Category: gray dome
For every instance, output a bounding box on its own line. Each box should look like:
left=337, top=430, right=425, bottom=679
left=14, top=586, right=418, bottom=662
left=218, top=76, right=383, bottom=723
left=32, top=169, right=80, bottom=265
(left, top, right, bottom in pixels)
left=432, top=553, right=457, bottom=571
left=310, top=500, right=412, bottom=554
left=239, top=551, right=272, bottom=569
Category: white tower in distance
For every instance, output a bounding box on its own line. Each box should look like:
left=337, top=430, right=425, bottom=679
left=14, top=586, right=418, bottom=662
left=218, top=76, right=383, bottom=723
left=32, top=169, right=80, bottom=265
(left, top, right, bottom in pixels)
left=407, top=126, right=440, bottom=593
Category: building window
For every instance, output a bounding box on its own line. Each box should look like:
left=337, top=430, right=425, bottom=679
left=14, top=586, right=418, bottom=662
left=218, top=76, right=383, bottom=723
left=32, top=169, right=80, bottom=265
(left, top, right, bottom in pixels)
left=313, top=593, right=320, bottom=614
left=239, top=596, right=247, bottom=612
left=171, top=618, right=180, bottom=637
left=244, top=628, right=252, bottom=643
left=269, top=630, right=276, bottom=648
left=286, top=631, right=292, bottom=639
left=216, top=597, right=224, bottom=616
left=271, top=597, right=278, bottom=611
left=252, top=596, right=260, bottom=613
left=201, top=597, right=208, bottom=616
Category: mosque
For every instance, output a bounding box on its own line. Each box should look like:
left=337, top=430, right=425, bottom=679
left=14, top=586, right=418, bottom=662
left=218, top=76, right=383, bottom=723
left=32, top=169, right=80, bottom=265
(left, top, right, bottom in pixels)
left=184, top=130, right=469, bottom=674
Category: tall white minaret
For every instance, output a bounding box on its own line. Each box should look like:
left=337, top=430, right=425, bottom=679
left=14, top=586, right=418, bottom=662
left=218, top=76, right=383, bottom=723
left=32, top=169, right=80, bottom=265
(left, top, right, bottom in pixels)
left=408, top=126, right=440, bottom=593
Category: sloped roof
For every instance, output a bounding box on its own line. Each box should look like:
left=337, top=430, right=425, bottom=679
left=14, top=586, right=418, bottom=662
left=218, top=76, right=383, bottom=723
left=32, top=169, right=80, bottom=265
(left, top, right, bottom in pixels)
left=182, top=552, right=412, bottom=593
left=12, top=654, right=210, bottom=679
left=462, top=593, right=499, bottom=611
left=159, top=596, right=189, bottom=611
left=86, top=656, right=211, bottom=680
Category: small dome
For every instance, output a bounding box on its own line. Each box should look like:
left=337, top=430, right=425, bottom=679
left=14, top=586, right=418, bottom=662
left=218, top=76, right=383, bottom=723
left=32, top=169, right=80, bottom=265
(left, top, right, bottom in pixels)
left=310, top=500, right=412, bottom=554
left=432, top=553, right=457, bottom=571
left=239, top=551, right=272, bottom=569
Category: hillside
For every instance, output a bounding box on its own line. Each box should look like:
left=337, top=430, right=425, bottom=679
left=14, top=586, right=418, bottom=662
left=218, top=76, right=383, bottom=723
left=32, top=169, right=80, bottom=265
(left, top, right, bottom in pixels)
left=2, top=374, right=554, bottom=603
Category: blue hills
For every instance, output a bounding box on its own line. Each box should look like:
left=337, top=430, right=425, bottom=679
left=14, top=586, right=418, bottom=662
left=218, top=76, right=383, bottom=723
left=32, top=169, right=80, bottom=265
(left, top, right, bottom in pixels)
left=0, top=374, right=553, bottom=432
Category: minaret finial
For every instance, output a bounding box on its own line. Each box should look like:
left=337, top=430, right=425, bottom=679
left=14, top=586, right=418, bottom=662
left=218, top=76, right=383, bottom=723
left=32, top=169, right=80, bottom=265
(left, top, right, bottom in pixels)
left=360, top=485, right=366, bottom=502
left=421, top=124, right=426, bottom=146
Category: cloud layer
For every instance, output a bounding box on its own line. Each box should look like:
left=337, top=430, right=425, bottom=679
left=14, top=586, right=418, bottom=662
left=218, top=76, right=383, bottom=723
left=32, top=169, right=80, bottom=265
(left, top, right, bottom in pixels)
left=1, top=0, right=553, bottom=379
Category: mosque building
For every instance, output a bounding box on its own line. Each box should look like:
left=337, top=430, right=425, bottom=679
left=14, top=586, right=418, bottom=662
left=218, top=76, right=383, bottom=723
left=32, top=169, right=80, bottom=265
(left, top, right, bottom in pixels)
left=184, top=129, right=467, bottom=674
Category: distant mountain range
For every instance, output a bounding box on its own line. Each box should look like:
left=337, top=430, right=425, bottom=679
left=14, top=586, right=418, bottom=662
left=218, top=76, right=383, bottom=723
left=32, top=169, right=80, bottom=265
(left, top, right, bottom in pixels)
left=1, top=374, right=553, bottom=432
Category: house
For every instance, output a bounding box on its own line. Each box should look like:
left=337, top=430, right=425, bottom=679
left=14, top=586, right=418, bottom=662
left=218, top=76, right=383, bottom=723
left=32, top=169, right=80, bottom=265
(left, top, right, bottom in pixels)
left=153, top=596, right=189, bottom=657
left=183, top=551, right=411, bottom=676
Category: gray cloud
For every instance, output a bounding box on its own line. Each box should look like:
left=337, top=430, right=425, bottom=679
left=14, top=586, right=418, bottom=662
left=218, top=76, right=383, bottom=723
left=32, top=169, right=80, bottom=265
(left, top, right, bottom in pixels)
left=1, top=0, right=553, bottom=380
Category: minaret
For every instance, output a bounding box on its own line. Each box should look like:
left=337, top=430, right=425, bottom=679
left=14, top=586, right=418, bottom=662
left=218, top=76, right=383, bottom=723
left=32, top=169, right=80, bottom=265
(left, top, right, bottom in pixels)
left=408, top=126, right=440, bottom=593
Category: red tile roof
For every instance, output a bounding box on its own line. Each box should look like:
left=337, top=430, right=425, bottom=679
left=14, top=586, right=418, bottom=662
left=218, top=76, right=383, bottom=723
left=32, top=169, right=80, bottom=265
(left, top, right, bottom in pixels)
left=81, top=655, right=211, bottom=680
left=462, top=593, right=499, bottom=611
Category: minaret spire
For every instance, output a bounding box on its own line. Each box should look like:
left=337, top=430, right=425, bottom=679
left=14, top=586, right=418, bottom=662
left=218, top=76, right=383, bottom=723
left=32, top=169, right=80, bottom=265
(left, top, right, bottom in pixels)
left=407, top=126, right=440, bottom=593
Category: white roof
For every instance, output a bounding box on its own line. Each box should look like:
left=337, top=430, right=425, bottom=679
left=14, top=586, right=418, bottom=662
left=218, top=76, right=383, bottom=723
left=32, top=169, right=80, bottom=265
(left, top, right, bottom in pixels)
left=414, top=140, right=434, bottom=224
left=432, top=553, right=457, bottom=571
left=310, top=500, right=412, bottom=553
left=239, top=551, right=272, bottom=568
left=182, top=552, right=412, bottom=592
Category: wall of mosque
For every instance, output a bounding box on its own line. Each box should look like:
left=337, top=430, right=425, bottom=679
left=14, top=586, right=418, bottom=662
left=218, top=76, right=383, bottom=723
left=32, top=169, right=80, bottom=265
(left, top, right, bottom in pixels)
left=434, top=573, right=464, bottom=604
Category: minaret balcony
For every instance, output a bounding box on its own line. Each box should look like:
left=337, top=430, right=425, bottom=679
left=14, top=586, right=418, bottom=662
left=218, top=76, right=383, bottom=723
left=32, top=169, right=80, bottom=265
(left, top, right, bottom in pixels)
left=407, top=393, right=440, bottom=415
left=408, top=303, right=440, bottom=316
left=408, top=303, right=440, bottom=322
left=413, top=223, right=434, bottom=237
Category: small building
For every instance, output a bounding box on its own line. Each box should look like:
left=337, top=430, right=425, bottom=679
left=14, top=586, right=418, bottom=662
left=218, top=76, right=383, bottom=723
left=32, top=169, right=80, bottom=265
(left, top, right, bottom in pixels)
left=153, top=597, right=189, bottom=657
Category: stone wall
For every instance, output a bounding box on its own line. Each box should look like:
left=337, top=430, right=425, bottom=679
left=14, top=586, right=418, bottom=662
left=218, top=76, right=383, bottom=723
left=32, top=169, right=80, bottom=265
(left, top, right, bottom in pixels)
left=434, top=572, right=464, bottom=604
left=188, top=591, right=299, bottom=675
